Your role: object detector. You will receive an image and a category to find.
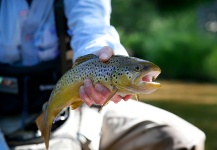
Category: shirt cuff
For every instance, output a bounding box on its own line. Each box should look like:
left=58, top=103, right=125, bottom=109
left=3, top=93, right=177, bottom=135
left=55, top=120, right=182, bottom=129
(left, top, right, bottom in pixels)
left=71, top=26, right=129, bottom=61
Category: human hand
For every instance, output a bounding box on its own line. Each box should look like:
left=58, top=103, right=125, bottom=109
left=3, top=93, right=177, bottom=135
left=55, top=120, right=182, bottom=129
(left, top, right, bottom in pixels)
left=79, top=46, right=132, bottom=107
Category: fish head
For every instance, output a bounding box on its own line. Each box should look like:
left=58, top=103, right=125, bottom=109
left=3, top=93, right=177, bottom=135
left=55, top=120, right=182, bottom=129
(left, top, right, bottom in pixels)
left=111, top=56, right=161, bottom=95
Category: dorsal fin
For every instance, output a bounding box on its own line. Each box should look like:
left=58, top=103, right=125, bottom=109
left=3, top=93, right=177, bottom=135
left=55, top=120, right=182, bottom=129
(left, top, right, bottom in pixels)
left=73, top=54, right=98, bottom=67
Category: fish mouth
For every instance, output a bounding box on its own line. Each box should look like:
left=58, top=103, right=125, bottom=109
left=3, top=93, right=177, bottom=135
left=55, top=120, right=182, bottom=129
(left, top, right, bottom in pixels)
left=135, top=70, right=161, bottom=94
left=125, top=69, right=161, bottom=95
left=141, top=70, right=161, bottom=85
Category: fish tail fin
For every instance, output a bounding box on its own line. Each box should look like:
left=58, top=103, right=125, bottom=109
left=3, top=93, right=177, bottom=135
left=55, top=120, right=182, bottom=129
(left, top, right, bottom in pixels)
left=36, top=112, right=51, bottom=150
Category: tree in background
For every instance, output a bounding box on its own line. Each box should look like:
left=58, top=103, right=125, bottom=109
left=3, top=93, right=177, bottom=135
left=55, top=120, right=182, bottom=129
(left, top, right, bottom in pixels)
left=111, top=0, right=217, bottom=82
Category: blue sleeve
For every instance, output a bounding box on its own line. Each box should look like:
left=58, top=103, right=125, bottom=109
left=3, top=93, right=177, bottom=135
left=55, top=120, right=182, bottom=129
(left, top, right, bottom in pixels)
left=64, top=0, right=128, bottom=61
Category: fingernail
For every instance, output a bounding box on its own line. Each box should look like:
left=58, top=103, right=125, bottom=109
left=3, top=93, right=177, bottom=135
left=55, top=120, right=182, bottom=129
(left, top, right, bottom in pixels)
left=95, top=84, right=103, bottom=92
left=100, top=53, right=108, bottom=60
left=84, top=78, right=92, bottom=86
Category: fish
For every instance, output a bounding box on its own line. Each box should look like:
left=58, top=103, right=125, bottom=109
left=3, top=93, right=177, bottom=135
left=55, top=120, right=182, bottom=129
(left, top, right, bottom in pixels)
left=35, top=54, right=161, bottom=150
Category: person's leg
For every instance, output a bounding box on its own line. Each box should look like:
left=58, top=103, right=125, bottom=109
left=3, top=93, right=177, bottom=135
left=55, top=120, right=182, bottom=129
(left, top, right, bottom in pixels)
left=100, top=100, right=205, bottom=150
left=9, top=110, right=82, bottom=150
left=76, top=105, right=104, bottom=150
left=11, top=138, right=81, bottom=150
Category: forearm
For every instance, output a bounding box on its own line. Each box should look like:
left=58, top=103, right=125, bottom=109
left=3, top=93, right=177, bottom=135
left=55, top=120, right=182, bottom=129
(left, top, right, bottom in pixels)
left=64, top=0, right=128, bottom=61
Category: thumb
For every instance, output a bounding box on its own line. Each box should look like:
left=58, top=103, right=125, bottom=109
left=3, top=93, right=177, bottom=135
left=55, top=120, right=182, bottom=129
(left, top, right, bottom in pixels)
left=98, top=46, right=114, bottom=62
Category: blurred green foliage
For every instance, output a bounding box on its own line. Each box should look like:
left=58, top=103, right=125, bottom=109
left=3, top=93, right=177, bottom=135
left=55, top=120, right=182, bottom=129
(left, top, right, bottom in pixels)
left=111, top=0, right=217, bottom=82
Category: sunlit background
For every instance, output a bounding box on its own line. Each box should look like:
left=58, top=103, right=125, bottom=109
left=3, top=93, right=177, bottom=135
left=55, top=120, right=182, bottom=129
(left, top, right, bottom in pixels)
left=111, top=0, right=217, bottom=149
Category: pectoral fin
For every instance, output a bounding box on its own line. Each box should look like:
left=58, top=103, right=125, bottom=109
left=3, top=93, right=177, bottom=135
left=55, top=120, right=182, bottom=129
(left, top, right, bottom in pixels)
left=98, top=89, right=118, bottom=112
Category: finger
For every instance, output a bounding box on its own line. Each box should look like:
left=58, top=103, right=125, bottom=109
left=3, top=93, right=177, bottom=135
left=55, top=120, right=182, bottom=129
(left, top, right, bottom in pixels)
left=95, top=83, right=111, bottom=98
left=79, top=86, right=94, bottom=107
left=83, top=79, right=105, bottom=104
left=98, top=46, right=114, bottom=62
left=111, top=95, right=123, bottom=104
left=122, top=94, right=133, bottom=101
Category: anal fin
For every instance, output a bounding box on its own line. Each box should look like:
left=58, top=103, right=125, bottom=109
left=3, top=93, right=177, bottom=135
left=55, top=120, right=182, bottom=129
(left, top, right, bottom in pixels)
left=71, top=99, right=84, bottom=110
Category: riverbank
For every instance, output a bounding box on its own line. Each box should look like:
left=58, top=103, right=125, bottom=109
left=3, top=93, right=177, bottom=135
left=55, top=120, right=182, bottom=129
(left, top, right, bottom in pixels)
left=139, top=80, right=217, bottom=104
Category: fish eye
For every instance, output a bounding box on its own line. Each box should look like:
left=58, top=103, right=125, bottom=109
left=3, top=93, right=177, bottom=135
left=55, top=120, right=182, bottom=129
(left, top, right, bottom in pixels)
left=134, top=65, right=142, bottom=72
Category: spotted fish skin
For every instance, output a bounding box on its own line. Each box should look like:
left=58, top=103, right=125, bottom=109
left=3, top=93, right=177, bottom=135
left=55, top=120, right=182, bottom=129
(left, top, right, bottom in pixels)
left=36, top=54, right=161, bottom=150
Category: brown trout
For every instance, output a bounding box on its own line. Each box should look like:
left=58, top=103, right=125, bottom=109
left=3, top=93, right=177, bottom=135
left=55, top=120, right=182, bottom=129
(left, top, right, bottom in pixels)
left=36, top=54, right=161, bottom=149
